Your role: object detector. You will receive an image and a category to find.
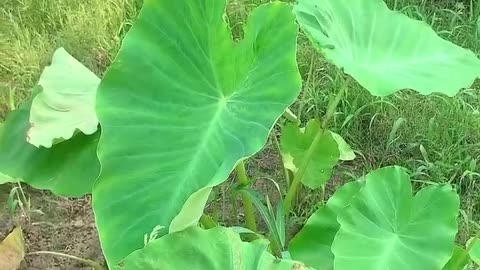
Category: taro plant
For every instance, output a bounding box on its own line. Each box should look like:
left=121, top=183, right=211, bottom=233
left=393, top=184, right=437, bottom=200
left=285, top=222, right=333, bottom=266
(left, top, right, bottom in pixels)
left=1, top=0, right=480, bottom=269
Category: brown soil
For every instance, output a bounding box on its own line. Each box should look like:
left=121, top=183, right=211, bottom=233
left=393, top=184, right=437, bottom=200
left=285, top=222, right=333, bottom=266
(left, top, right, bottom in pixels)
left=0, top=188, right=104, bottom=270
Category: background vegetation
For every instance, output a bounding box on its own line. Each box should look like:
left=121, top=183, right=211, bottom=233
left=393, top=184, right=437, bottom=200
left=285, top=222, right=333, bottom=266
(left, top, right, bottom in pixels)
left=0, top=0, right=479, bottom=249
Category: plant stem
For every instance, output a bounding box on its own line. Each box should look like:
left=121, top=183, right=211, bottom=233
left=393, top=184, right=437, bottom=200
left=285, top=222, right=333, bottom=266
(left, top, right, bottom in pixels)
left=283, top=77, right=351, bottom=213
left=321, top=77, right=351, bottom=130
left=297, top=55, right=315, bottom=121
left=236, top=160, right=258, bottom=232
left=16, top=183, right=31, bottom=223
left=199, top=213, right=217, bottom=229
left=283, top=127, right=324, bottom=213
left=272, top=132, right=291, bottom=188
left=8, top=87, right=15, bottom=111
left=268, top=233, right=283, bottom=258
left=454, top=230, right=480, bottom=270
left=27, top=251, right=107, bottom=270
left=283, top=108, right=299, bottom=125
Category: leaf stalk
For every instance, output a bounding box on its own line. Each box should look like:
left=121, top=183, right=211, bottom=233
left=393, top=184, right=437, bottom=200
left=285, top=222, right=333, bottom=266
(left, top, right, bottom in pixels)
left=199, top=213, right=217, bottom=229
left=283, top=108, right=300, bottom=125
left=236, top=160, right=258, bottom=233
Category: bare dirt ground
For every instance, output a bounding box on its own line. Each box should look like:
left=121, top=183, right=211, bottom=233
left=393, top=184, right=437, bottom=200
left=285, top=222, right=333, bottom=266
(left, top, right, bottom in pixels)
left=0, top=188, right=104, bottom=270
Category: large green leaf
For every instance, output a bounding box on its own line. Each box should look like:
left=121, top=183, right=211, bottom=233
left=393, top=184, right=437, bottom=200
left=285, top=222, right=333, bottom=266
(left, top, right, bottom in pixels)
left=281, top=120, right=339, bottom=189
left=0, top=97, right=100, bottom=196
left=289, top=181, right=363, bottom=270
left=294, top=0, right=480, bottom=96
left=332, top=166, right=460, bottom=270
left=29, top=48, right=100, bottom=148
left=93, top=0, right=301, bottom=265
left=113, top=227, right=311, bottom=270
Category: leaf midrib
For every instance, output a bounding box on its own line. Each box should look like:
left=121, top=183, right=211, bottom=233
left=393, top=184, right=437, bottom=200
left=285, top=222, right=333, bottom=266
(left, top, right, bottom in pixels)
left=169, top=101, right=226, bottom=205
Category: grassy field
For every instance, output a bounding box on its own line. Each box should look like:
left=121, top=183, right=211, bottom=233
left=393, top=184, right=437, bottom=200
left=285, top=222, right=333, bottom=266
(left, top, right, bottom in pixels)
left=1, top=0, right=479, bottom=263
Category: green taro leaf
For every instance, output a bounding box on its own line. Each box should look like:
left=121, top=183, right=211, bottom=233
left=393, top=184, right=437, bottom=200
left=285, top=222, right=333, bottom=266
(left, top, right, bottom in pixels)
left=113, top=226, right=311, bottom=270
left=0, top=96, right=100, bottom=196
left=294, top=0, right=480, bottom=96
left=289, top=181, right=363, bottom=270
left=468, top=238, right=480, bottom=265
left=332, top=166, right=460, bottom=270
left=94, top=0, right=301, bottom=265
left=442, top=245, right=470, bottom=270
left=29, top=48, right=100, bottom=148
left=281, top=120, right=339, bottom=189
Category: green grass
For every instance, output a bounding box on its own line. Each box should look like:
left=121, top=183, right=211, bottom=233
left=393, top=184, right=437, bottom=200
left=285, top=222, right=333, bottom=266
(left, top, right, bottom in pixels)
left=0, top=0, right=479, bottom=243
left=0, top=0, right=141, bottom=117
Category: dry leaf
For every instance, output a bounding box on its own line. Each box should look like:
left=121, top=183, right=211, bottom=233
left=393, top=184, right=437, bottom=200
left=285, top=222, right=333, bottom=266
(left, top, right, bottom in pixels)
left=0, top=227, right=25, bottom=270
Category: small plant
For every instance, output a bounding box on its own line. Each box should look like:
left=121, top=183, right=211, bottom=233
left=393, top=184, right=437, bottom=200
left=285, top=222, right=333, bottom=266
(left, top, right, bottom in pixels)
left=1, top=0, right=480, bottom=269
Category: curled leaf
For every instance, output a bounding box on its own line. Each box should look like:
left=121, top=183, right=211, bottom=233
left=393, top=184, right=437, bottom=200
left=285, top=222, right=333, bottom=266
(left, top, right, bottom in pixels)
left=0, top=97, right=100, bottom=197
left=330, top=132, right=355, bottom=161
left=28, top=48, right=100, bottom=148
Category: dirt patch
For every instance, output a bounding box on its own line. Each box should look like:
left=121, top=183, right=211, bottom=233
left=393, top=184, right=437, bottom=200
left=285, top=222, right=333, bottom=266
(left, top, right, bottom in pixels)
left=0, top=188, right=104, bottom=270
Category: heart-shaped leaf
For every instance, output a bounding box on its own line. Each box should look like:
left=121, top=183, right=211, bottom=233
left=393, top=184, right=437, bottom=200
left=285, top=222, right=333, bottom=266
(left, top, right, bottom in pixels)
left=29, top=48, right=100, bottom=148
left=93, top=0, right=301, bottom=265
left=113, top=227, right=311, bottom=270
left=0, top=96, right=100, bottom=197
left=281, top=120, right=339, bottom=189
left=289, top=181, right=363, bottom=270
left=0, top=227, right=24, bottom=270
left=332, top=166, right=460, bottom=270
left=294, top=0, right=480, bottom=96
